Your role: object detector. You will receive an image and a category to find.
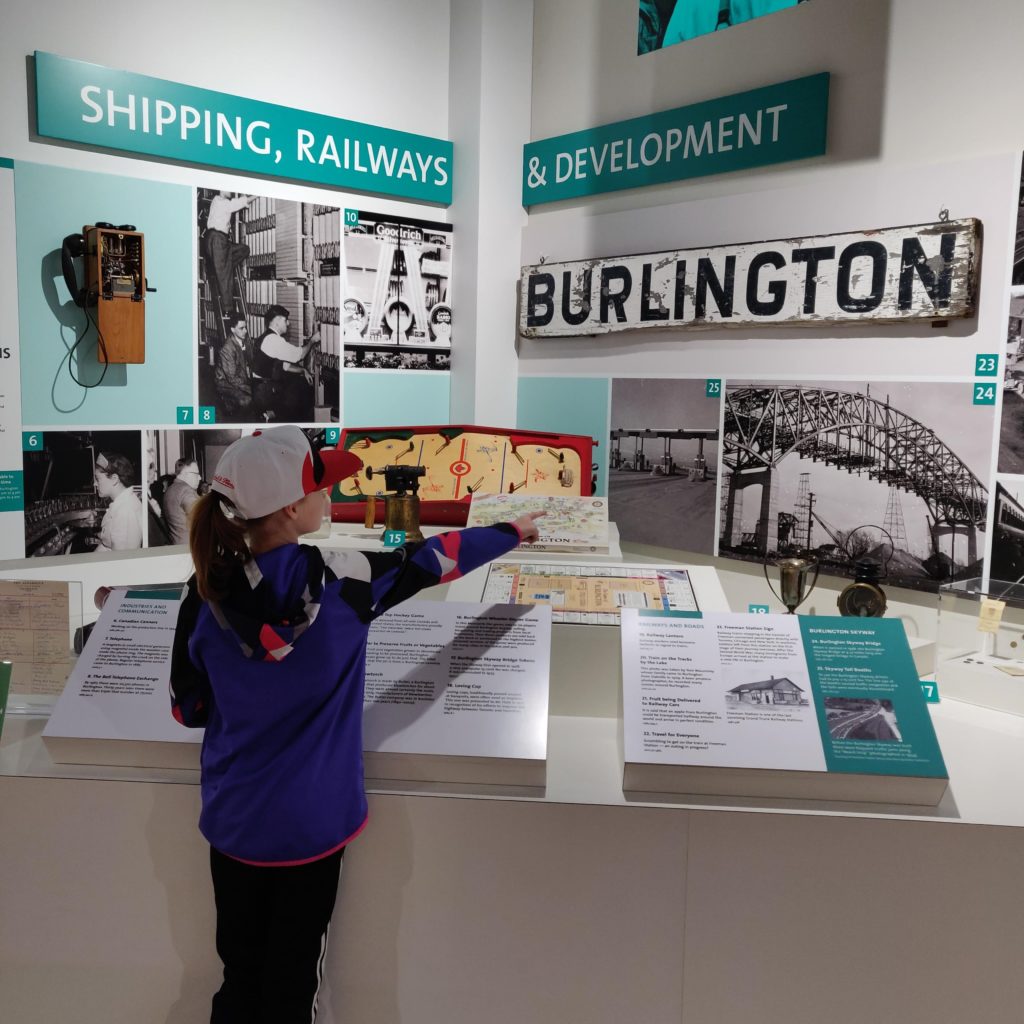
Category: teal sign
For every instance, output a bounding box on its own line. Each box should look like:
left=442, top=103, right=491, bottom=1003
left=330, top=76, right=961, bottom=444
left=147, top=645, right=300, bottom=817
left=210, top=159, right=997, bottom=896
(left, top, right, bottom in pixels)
left=522, top=73, right=829, bottom=206
left=34, top=52, right=453, bottom=205
left=799, top=618, right=946, bottom=780
left=0, top=472, right=23, bottom=513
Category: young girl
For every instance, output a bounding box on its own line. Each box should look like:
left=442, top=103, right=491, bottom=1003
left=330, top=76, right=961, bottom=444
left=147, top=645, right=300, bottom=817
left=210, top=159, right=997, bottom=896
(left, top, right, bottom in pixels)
left=169, top=426, right=542, bottom=1024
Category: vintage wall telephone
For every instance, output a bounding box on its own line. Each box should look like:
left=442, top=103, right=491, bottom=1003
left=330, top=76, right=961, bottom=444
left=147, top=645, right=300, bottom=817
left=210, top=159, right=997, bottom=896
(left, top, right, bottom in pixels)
left=61, top=223, right=154, bottom=364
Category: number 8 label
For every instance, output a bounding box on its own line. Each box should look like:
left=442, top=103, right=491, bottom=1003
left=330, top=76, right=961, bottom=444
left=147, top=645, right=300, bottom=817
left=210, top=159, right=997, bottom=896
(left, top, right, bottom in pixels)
left=199, top=406, right=217, bottom=423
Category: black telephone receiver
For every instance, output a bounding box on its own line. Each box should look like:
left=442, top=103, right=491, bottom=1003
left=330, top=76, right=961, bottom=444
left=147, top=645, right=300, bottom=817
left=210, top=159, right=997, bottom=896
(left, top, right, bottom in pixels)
left=61, top=233, right=88, bottom=308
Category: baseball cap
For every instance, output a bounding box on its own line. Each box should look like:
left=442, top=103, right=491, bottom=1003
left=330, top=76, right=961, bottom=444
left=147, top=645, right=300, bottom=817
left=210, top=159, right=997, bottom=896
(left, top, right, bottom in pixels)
left=210, top=426, right=362, bottom=520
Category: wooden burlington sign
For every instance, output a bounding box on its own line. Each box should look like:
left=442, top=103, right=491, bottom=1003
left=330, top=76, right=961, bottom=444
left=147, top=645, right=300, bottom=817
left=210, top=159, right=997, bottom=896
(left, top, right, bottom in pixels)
left=519, top=219, right=981, bottom=338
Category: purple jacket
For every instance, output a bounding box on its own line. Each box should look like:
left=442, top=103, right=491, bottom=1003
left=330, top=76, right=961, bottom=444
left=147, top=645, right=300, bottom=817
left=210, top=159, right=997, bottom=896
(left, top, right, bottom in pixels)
left=171, top=525, right=521, bottom=865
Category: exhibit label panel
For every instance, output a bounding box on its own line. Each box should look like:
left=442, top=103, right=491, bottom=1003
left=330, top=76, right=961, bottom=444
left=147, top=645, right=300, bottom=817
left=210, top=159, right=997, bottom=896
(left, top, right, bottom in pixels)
left=362, top=601, right=551, bottom=763
left=43, top=585, right=201, bottom=767
left=521, top=219, right=981, bottom=336
left=0, top=160, right=25, bottom=557
left=34, top=52, right=453, bottom=204
left=621, top=611, right=947, bottom=803
left=521, top=73, right=829, bottom=206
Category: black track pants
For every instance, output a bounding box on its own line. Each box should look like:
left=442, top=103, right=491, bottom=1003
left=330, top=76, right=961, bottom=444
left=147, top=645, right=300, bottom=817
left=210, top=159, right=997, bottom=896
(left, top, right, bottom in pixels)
left=209, top=845, right=344, bottom=1024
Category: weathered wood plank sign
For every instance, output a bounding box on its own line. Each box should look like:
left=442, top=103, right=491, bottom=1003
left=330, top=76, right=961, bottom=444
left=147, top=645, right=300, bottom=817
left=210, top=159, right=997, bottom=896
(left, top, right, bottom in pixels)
left=519, top=219, right=980, bottom=338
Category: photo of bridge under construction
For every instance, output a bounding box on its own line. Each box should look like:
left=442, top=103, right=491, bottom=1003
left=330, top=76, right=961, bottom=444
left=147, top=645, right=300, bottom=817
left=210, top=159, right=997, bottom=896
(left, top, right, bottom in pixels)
left=718, top=381, right=994, bottom=593
left=608, top=378, right=720, bottom=553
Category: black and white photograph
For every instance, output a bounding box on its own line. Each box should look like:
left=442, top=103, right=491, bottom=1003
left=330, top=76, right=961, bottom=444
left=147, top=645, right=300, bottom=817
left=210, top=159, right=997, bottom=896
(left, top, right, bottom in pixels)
left=342, top=210, right=452, bottom=371
left=147, top=428, right=332, bottom=546
left=719, top=380, right=994, bottom=592
left=197, top=188, right=341, bottom=424
left=608, top=378, right=719, bottom=553
left=824, top=697, right=902, bottom=742
left=725, top=674, right=809, bottom=707
left=23, top=431, right=143, bottom=558
left=998, top=287, right=1024, bottom=473
left=997, top=155, right=1024, bottom=471
left=988, top=480, right=1024, bottom=583
left=146, top=428, right=241, bottom=547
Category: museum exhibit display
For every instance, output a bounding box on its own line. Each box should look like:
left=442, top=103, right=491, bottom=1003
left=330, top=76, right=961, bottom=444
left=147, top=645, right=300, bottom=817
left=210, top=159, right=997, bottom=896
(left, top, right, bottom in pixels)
left=5, top=5, right=1024, bottom=1023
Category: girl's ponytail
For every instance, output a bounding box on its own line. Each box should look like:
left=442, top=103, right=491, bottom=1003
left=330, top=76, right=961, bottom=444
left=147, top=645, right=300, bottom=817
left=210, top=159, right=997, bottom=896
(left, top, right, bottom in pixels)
left=189, top=492, right=251, bottom=601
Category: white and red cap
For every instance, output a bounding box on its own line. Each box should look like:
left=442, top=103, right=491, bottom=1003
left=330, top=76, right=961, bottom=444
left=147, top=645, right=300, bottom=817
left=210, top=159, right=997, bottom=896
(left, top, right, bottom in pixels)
left=210, top=426, right=362, bottom=520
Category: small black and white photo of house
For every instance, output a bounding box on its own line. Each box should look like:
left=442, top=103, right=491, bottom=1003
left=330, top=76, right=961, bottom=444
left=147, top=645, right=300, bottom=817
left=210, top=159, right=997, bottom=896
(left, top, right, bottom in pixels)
left=824, top=697, right=903, bottom=742
left=725, top=674, right=809, bottom=707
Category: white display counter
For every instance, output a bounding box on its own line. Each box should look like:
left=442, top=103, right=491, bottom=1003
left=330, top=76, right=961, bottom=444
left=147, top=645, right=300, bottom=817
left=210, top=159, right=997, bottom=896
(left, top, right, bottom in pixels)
left=2, top=530, right=1023, bottom=1024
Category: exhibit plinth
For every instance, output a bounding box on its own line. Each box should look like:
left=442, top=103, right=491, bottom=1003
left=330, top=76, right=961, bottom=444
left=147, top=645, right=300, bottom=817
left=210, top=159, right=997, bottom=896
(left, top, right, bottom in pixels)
left=620, top=612, right=949, bottom=807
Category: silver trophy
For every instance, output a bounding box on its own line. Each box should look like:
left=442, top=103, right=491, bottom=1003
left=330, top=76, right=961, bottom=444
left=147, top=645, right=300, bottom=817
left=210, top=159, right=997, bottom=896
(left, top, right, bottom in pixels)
left=764, top=556, right=820, bottom=615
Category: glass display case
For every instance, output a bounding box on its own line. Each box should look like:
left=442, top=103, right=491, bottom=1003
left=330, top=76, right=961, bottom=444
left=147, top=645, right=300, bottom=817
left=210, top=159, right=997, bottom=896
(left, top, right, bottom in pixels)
left=935, top=577, right=1024, bottom=716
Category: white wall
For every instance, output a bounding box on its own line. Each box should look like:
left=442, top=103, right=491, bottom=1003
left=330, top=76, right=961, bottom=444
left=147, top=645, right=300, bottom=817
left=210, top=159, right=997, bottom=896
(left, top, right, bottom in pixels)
left=523, top=0, right=1024, bottom=360
left=0, top=0, right=452, bottom=172
left=529, top=0, right=1024, bottom=214
left=521, top=0, right=1024, bottom=581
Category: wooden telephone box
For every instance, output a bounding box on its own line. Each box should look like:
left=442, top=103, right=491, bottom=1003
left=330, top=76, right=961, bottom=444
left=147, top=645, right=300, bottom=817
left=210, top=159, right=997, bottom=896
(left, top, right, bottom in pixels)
left=84, top=225, right=146, bottom=364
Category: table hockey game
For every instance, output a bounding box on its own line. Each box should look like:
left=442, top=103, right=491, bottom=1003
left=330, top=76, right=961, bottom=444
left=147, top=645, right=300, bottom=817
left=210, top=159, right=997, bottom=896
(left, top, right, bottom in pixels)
left=332, top=425, right=597, bottom=525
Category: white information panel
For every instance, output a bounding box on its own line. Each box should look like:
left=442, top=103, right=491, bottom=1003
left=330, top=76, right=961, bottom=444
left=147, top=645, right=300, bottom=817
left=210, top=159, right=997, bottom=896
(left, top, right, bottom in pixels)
left=363, top=600, right=551, bottom=763
left=43, top=584, right=199, bottom=766
left=622, top=611, right=823, bottom=773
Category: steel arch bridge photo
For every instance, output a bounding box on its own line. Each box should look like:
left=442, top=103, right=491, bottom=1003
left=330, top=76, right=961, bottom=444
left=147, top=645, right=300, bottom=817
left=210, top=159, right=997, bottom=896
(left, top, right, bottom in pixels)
left=719, top=382, right=992, bottom=591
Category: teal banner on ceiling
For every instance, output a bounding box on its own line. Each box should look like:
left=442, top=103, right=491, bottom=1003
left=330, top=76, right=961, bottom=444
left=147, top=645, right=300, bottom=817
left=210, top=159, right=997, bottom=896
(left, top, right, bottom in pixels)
left=522, top=73, right=829, bottom=206
left=33, top=51, right=453, bottom=205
